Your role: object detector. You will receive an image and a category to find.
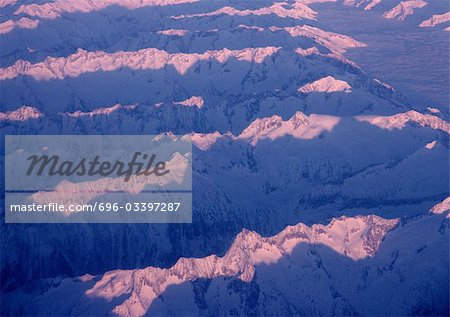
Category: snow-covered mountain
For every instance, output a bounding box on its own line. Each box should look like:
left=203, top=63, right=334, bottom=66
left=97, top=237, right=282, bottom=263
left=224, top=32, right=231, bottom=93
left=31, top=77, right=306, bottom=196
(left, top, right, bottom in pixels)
left=2, top=213, right=448, bottom=316
left=1, top=107, right=448, bottom=295
left=342, top=0, right=449, bottom=29
left=0, top=0, right=448, bottom=316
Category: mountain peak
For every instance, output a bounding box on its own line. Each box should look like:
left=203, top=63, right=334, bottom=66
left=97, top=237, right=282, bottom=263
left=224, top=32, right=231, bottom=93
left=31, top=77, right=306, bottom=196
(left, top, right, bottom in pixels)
left=78, top=214, right=399, bottom=317
left=0, top=105, right=43, bottom=121
left=299, top=76, right=352, bottom=93
left=0, top=46, right=281, bottom=80
left=174, top=96, right=204, bottom=109
left=430, top=197, right=450, bottom=215
left=172, top=2, right=317, bottom=21
left=383, top=1, right=428, bottom=21
left=356, top=110, right=450, bottom=133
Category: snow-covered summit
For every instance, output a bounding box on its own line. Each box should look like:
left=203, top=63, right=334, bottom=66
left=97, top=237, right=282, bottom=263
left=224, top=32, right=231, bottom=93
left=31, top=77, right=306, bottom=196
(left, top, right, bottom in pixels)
left=183, top=109, right=448, bottom=149
left=283, top=25, right=366, bottom=53
left=2, top=213, right=447, bottom=316
left=238, top=111, right=340, bottom=144
left=0, top=17, right=38, bottom=34
left=430, top=197, right=450, bottom=215
left=14, top=0, right=199, bottom=20
left=174, top=96, right=204, bottom=109
left=172, top=2, right=318, bottom=21
left=76, top=215, right=398, bottom=316
left=0, top=105, right=43, bottom=121
left=62, top=103, right=137, bottom=117
left=419, top=12, right=450, bottom=27
left=0, top=46, right=281, bottom=80
left=299, top=76, right=352, bottom=93
left=382, top=0, right=428, bottom=21
left=356, top=110, right=450, bottom=133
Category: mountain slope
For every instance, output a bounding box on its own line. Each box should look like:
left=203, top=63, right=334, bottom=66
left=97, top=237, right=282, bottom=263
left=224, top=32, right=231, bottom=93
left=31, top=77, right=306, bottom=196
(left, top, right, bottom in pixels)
left=1, top=213, right=447, bottom=316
